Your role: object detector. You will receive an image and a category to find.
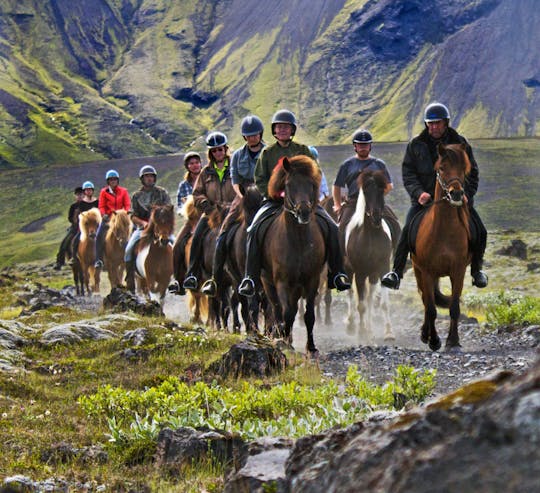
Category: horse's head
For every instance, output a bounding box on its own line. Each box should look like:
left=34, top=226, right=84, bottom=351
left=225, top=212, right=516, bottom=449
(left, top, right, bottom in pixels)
left=358, top=170, right=387, bottom=227
left=79, top=208, right=101, bottom=239
left=241, top=184, right=263, bottom=225
left=109, top=210, right=131, bottom=246
left=148, top=204, right=175, bottom=245
left=435, top=143, right=471, bottom=207
left=270, top=155, right=321, bottom=224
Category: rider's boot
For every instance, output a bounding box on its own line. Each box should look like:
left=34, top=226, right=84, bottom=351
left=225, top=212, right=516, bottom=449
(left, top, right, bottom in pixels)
left=125, top=260, right=136, bottom=293
left=201, top=232, right=227, bottom=297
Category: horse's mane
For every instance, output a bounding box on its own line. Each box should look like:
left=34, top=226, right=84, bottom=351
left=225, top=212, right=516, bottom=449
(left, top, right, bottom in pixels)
left=181, top=195, right=200, bottom=225
left=142, top=204, right=174, bottom=238
left=108, top=210, right=131, bottom=238
left=436, top=143, right=471, bottom=175
left=358, top=169, right=388, bottom=191
left=79, top=208, right=101, bottom=235
left=268, top=155, right=322, bottom=200
left=240, top=184, right=263, bottom=225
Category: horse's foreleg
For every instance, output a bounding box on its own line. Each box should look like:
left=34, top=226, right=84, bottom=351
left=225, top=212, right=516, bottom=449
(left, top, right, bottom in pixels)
left=355, top=275, right=369, bottom=340
left=420, top=273, right=440, bottom=351
left=380, top=285, right=395, bottom=342
left=324, top=287, right=332, bottom=326
left=446, top=272, right=465, bottom=351
left=345, top=282, right=355, bottom=335
left=303, top=296, right=318, bottom=356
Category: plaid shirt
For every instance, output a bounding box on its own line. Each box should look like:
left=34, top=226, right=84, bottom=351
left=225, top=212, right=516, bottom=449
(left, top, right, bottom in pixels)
left=176, top=179, right=193, bottom=207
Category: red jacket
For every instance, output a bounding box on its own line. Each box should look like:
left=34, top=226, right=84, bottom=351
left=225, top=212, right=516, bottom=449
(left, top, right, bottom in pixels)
left=98, top=185, right=131, bottom=216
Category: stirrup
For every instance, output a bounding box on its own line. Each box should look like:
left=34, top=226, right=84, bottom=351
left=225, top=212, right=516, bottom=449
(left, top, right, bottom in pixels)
left=238, top=277, right=256, bottom=297
left=333, top=273, right=351, bottom=291
left=94, top=259, right=104, bottom=269
left=182, top=275, right=199, bottom=291
left=201, top=279, right=217, bottom=297
left=381, top=271, right=400, bottom=290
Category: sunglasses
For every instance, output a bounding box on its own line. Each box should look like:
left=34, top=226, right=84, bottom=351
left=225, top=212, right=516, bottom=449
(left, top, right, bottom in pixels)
left=211, top=147, right=225, bottom=153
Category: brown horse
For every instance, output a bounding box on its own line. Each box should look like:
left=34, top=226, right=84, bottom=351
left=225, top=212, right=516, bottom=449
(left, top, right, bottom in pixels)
left=173, top=196, right=208, bottom=325
left=345, top=170, right=399, bottom=342
left=104, top=210, right=131, bottom=289
left=413, top=143, right=472, bottom=352
left=135, top=204, right=175, bottom=306
left=76, top=208, right=102, bottom=295
left=260, top=155, right=325, bottom=356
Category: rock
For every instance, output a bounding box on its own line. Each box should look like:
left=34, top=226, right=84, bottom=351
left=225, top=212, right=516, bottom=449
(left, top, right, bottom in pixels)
left=40, top=321, right=116, bottom=346
left=155, top=427, right=246, bottom=470
left=103, top=287, right=163, bottom=316
left=496, top=239, right=527, bottom=259
left=208, top=334, right=288, bottom=379
left=122, top=328, right=150, bottom=346
left=0, top=328, right=27, bottom=350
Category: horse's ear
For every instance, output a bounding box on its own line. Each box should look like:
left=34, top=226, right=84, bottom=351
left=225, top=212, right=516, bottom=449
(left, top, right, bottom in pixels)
left=282, top=157, right=291, bottom=172
left=437, top=142, right=447, bottom=157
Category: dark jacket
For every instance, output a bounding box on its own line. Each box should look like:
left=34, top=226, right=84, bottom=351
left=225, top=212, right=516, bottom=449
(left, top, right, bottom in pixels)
left=402, top=127, right=479, bottom=206
left=193, top=162, right=236, bottom=214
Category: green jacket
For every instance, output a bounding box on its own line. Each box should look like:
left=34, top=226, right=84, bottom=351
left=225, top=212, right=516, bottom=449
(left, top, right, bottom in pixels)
left=254, top=140, right=313, bottom=197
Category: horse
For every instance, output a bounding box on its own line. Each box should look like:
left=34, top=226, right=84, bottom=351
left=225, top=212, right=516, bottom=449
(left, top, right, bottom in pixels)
left=104, top=210, right=131, bottom=289
left=344, top=170, right=398, bottom=342
left=76, top=208, right=102, bottom=295
left=173, top=196, right=209, bottom=325
left=225, top=184, right=265, bottom=333
left=412, top=143, right=472, bottom=352
left=260, top=155, right=326, bottom=356
left=134, top=204, right=175, bottom=306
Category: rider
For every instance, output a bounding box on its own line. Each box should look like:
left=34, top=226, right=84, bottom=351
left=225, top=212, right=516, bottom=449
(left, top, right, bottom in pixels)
left=182, top=131, right=236, bottom=291
left=70, top=181, right=99, bottom=264
left=309, top=146, right=330, bottom=201
left=332, top=129, right=400, bottom=250
left=200, top=115, right=266, bottom=297
left=94, top=169, right=131, bottom=269
left=381, top=102, right=488, bottom=290
left=54, top=186, right=84, bottom=270
left=124, top=165, right=172, bottom=292
left=237, top=109, right=351, bottom=297
left=177, top=151, right=203, bottom=207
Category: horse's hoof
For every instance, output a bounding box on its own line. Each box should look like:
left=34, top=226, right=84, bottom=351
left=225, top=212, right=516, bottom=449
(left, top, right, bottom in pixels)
left=429, top=336, right=442, bottom=352
left=445, top=343, right=462, bottom=353
left=421, top=333, right=429, bottom=344
left=384, top=335, right=396, bottom=344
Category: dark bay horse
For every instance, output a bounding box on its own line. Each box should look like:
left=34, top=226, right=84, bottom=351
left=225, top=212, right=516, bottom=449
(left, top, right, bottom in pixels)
left=345, top=170, right=398, bottom=342
left=413, top=143, right=472, bottom=351
left=75, top=208, right=101, bottom=295
left=104, top=210, right=131, bottom=289
left=135, top=204, right=175, bottom=306
left=260, top=155, right=326, bottom=356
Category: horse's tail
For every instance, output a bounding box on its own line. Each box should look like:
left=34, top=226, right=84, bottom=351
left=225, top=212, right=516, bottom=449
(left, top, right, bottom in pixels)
left=434, top=281, right=451, bottom=308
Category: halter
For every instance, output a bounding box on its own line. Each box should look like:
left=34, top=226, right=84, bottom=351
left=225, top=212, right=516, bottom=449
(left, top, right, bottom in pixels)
left=283, top=184, right=314, bottom=221
left=435, top=170, right=465, bottom=204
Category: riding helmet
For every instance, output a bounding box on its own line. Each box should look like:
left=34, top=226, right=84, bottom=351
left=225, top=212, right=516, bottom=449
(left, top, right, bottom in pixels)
left=139, top=165, right=157, bottom=179
left=424, top=102, right=450, bottom=122
left=308, top=145, right=319, bottom=160
left=82, top=181, right=94, bottom=190
left=271, top=109, right=297, bottom=136
left=206, top=131, right=228, bottom=148
left=352, top=129, right=373, bottom=144
left=105, top=169, right=120, bottom=181
left=183, top=151, right=202, bottom=169
left=241, top=115, right=264, bottom=137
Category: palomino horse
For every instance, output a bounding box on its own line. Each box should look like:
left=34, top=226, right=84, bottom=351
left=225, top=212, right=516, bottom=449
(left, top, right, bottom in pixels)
left=104, top=210, right=131, bottom=288
left=173, top=196, right=208, bottom=325
left=260, top=155, right=326, bottom=356
left=413, top=143, right=472, bottom=351
left=135, top=204, right=174, bottom=305
left=76, top=208, right=102, bottom=295
left=345, top=170, right=398, bottom=342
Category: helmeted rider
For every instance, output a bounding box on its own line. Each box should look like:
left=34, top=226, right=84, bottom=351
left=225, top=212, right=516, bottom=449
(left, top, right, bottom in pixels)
left=182, top=131, right=236, bottom=291
left=54, top=186, right=85, bottom=270
left=94, top=169, right=131, bottom=269
left=381, top=102, right=488, bottom=290
left=237, top=109, right=351, bottom=297
left=332, top=128, right=400, bottom=251
left=308, top=145, right=330, bottom=201
left=177, top=151, right=202, bottom=207
left=124, top=165, right=172, bottom=292
left=200, top=115, right=266, bottom=297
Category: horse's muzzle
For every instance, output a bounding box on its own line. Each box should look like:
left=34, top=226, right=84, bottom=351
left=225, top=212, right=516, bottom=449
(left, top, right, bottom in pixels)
left=89, top=233, right=97, bottom=239
left=449, top=189, right=464, bottom=206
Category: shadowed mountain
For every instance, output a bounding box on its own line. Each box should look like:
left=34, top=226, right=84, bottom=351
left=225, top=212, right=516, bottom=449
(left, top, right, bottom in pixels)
left=0, top=0, right=538, bottom=167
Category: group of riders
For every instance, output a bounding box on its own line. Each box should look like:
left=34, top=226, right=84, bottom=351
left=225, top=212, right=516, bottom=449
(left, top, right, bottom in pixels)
left=55, top=101, right=488, bottom=298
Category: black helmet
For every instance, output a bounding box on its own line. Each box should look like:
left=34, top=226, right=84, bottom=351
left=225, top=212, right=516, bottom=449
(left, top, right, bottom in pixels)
left=139, top=164, right=157, bottom=180
left=206, top=131, right=228, bottom=148
left=183, top=151, right=201, bottom=169
left=271, top=109, right=297, bottom=136
left=352, top=129, right=373, bottom=144
left=424, top=102, right=450, bottom=122
left=241, top=115, right=264, bottom=137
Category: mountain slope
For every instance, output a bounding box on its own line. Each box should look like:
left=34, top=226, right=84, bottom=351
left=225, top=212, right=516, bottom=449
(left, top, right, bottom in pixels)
left=0, top=0, right=538, bottom=167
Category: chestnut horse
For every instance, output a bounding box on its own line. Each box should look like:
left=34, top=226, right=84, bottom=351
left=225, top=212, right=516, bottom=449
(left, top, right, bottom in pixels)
left=260, top=155, right=326, bottom=356
left=76, top=208, right=102, bottom=295
left=413, top=143, right=472, bottom=351
left=135, top=204, right=174, bottom=306
left=345, top=170, right=398, bottom=342
left=104, top=210, right=131, bottom=288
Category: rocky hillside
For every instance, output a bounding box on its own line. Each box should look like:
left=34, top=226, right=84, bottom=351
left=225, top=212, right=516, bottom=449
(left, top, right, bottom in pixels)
left=1, top=0, right=538, bottom=167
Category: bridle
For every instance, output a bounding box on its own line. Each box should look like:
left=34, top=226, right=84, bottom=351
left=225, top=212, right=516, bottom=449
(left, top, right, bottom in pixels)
left=434, top=169, right=465, bottom=205
left=283, top=182, right=315, bottom=221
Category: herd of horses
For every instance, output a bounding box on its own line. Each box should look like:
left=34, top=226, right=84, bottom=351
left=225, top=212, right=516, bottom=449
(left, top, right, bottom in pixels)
left=68, top=144, right=473, bottom=355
